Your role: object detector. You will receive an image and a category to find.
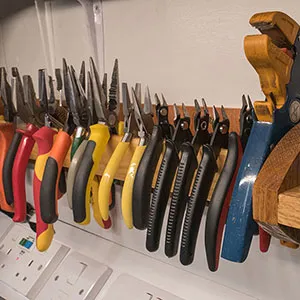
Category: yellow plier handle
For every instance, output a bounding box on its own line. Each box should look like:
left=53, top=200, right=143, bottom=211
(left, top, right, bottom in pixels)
left=98, top=141, right=130, bottom=220
left=122, top=145, right=146, bottom=229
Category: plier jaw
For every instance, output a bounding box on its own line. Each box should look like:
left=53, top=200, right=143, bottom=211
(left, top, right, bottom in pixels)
left=239, top=95, right=254, bottom=150
left=191, top=99, right=210, bottom=153
left=0, top=67, right=16, bottom=123
left=155, top=93, right=172, bottom=138
left=210, top=105, right=230, bottom=158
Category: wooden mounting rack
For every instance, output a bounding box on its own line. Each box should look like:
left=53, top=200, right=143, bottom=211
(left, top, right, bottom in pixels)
left=28, top=106, right=240, bottom=183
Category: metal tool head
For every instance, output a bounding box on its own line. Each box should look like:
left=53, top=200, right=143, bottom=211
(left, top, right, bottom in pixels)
left=240, top=94, right=254, bottom=150
left=12, top=67, right=41, bottom=126
left=102, top=73, right=108, bottom=100
left=79, top=60, right=86, bottom=92
left=121, top=83, right=138, bottom=140
left=155, top=93, right=172, bottom=138
left=172, top=103, right=193, bottom=149
left=192, top=99, right=210, bottom=153
left=210, top=105, right=230, bottom=157
left=70, top=65, right=89, bottom=129
left=86, top=70, right=97, bottom=127
left=132, top=87, right=154, bottom=144
left=89, top=57, right=119, bottom=131
left=108, top=59, right=120, bottom=118
left=23, top=74, right=44, bottom=127
left=144, top=86, right=153, bottom=116
left=135, top=83, right=142, bottom=104
left=173, top=103, right=181, bottom=127
left=0, top=67, right=16, bottom=122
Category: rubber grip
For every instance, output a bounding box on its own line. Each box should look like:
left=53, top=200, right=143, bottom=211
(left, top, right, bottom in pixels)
left=180, top=145, right=217, bottom=266
left=12, top=124, right=38, bottom=222
left=132, top=125, right=164, bottom=230
left=205, top=132, right=240, bottom=272
left=99, top=141, right=130, bottom=221
left=33, top=126, right=56, bottom=251
left=146, top=139, right=179, bottom=252
left=259, top=227, right=271, bottom=253
left=71, top=135, right=85, bottom=160
left=122, top=145, right=146, bottom=229
left=67, top=140, right=88, bottom=208
left=91, top=176, right=112, bottom=229
left=40, top=131, right=71, bottom=224
left=0, top=123, right=14, bottom=212
left=3, top=131, right=23, bottom=206
left=165, top=142, right=198, bottom=258
left=72, top=124, right=110, bottom=224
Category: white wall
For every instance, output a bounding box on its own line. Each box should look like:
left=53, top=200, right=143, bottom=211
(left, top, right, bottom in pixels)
left=1, top=1, right=300, bottom=300
left=1, top=0, right=300, bottom=107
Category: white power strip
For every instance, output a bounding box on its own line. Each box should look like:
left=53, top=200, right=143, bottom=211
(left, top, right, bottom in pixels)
left=102, top=274, right=184, bottom=300
left=0, top=224, right=69, bottom=299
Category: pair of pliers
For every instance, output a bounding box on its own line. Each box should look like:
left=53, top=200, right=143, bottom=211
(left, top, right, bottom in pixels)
left=33, top=69, right=66, bottom=251
left=180, top=106, right=230, bottom=266
left=133, top=94, right=173, bottom=230
left=146, top=103, right=193, bottom=252
left=222, top=11, right=300, bottom=263
left=204, top=96, right=253, bottom=272
left=0, top=68, right=17, bottom=212
left=121, top=86, right=154, bottom=229
left=72, top=57, right=120, bottom=225
left=165, top=99, right=211, bottom=258
left=6, top=68, right=45, bottom=223
left=40, top=59, right=77, bottom=224
left=66, top=61, right=112, bottom=229
left=98, top=83, right=139, bottom=224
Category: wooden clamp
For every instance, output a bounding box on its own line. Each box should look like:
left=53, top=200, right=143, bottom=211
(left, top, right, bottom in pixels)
left=253, top=122, right=300, bottom=244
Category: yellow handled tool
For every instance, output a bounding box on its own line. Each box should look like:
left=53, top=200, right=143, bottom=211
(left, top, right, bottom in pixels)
left=122, top=145, right=146, bottom=228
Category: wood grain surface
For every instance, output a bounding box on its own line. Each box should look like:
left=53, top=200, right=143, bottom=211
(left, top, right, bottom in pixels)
left=253, top=122, right=300, bottom=243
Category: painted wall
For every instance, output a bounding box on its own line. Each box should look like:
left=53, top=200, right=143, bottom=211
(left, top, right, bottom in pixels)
left=1, top=1, right=300, bottom=300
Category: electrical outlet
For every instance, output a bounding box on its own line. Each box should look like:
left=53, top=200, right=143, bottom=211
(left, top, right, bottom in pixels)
left=102, top=274, right=184, bottom=300
left=0, top=224, right=69, bottom=299
left=36, top=251, right=112, bottom=300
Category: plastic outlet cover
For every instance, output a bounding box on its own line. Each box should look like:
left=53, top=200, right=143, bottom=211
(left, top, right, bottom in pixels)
left=0, top=224, right=69, bottom=299
left=36, top=251, right=112, bottom=300
left=102, top=274, right=184, bottom=300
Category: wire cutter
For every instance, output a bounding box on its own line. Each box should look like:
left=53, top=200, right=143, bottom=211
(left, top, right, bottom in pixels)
left=146, top=103, right=193, bottom=252
left=222, top=11, right=300, bottom=263
left=121, top=86, right=154, bottom=229
left=165, top=99, right=211, bottom=258
left=72, top=57, right=119, bottom=225
left=204, top=96, right=254, bottom=272
left=11, top=68, right=45, bottom=223
left=0, top=68, right=16, bottom=212
left=132, top=94, right=173, bottom=230
left=98, top=83, right=138, bottom=222
left=40, top=59, right=77, bottom=224
left=180, top=106, right=230, bottom=266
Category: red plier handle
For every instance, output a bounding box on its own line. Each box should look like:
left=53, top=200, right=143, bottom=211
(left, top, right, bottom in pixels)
left=12, top=124, right=38, bottom=222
